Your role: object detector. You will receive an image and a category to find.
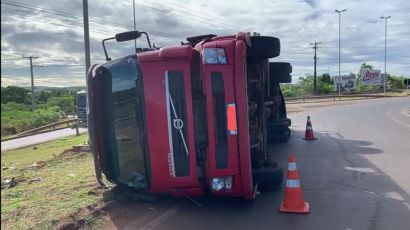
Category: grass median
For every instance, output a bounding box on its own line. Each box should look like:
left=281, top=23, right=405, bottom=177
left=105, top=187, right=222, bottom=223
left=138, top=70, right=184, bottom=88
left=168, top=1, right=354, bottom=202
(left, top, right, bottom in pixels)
left=1, top=133, right=104, bottom=229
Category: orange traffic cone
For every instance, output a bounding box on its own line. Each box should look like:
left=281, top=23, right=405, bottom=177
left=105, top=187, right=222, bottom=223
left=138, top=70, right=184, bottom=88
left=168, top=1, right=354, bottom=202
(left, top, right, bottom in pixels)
left=279, top=154, right=310, bottom=214
left=303, top=116, right=316, bottom=140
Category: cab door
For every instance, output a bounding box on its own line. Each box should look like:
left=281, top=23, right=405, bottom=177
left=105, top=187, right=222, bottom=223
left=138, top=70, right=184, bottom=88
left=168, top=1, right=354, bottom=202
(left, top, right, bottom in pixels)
left=138, top=46, right=202, bottom=196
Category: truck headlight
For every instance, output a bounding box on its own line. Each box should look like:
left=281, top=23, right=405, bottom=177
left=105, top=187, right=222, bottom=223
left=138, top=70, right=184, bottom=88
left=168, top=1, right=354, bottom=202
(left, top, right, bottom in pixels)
left=224, top=176, right=233, bottom=190
left=211, top=177, right=233, bottom=191
left=211, top=178, right=225, bottom=191
left=203, top=48, right=227, bottom=64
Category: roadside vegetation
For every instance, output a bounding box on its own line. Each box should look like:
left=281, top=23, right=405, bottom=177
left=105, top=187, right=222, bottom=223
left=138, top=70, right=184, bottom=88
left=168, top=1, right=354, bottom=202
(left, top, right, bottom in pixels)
left=1, top=133, right=107, bottom=229
left=1, top=86, right=84, bottom=137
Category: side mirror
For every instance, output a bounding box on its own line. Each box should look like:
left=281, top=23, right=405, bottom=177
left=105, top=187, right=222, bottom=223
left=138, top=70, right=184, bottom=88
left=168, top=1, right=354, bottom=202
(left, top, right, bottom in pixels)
left=102, top=30, right=152, bottom=61
left=115, top=31, right=142, bottom=42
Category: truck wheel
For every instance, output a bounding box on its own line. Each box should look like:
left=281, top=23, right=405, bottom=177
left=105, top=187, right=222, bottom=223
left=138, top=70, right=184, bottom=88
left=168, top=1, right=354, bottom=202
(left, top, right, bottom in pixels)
left=274, top=128, right=291, bottom=143
left=248, top=36, right=280, bottom=59
left=267, top=123, right=291, bottom=143
left=252, top=162, right=284, bottom=191
left=270, top=73, right=292, bottom=84
left=269, top=62, right=292, bottom=73
left=269, top=62, right=292, bottom=83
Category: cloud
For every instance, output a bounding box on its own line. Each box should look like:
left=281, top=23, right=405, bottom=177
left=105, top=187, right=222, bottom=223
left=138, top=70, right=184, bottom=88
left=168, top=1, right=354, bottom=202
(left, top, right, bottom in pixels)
left=1, top=0, right=410, bottom=87
left=303, top=0, right=317, bottom=8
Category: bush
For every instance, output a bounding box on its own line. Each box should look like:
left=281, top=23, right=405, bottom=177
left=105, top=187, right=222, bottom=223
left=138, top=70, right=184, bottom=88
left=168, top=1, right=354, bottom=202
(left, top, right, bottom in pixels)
left=388, top=76, right=406, bottom=90
left=282, top=89, right=296, bottom=97
left=32, top=107, right=64, bottom=127
left=1, top=103, right=64, bottom=136
left=46, top=96, right=75, bottom=113
left=317, top=82, right=333, bottom=94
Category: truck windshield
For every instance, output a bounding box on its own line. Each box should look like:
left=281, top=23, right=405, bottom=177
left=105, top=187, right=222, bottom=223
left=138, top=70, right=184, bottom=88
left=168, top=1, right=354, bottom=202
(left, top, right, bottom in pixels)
left=103, top=56, right=148, bottom=188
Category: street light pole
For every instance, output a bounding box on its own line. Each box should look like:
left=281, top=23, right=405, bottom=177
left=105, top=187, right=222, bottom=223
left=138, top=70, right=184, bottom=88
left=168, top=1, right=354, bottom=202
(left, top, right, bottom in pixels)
left=335, top=9, right=346, bottom=97
left=380, top=16, right=391, bottom=95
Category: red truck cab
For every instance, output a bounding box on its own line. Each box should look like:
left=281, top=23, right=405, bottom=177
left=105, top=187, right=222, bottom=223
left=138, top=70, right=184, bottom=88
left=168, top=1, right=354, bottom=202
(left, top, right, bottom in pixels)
left=88, top=31, right=292, bottom=200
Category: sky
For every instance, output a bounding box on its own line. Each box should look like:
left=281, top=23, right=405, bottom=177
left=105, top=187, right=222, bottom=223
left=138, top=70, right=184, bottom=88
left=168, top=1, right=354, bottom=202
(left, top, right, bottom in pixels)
left=1, top=0, right=410, bottom=87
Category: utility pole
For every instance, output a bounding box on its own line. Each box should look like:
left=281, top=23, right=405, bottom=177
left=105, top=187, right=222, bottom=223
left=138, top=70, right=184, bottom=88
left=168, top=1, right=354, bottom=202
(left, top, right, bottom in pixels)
left=23, top=55, right=38, bottom=110
left=82, top=0, right=91, bottom=77
left=310, top=42, right=321, bottom=94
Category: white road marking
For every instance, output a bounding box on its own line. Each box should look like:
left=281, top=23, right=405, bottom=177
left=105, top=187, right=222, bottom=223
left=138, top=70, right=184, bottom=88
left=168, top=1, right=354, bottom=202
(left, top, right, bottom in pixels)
left=139, top=207, right=180, bottom=230
left=400, top=109, right=410, bottom=117
left=386, top=110, right=410, bottom=129
left=345, top=166, right=376, bottom=173
left=403, top=202, right=410, bottom=211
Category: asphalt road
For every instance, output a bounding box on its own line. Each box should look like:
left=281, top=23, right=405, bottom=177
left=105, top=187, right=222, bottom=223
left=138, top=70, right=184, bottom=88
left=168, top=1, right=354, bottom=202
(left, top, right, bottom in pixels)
left=96, top=97, right=410, bottom=230
left=1, top=127, right=88, bottom=151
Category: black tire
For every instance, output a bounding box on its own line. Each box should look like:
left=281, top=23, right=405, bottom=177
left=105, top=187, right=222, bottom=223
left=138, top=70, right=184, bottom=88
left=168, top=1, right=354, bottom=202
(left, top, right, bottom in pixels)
left=248, top=36, right=280, bottom=59
left=269, top=128, right=291, bottom=143
left=269, top=62, right=292, bottom=74
left=271, top=73, right=292, bottom=83
left=267, top=121, right=291, bottom=143
left=252, top=162, right=284, bottom=191
left=270, top=62, right=292, bottom=83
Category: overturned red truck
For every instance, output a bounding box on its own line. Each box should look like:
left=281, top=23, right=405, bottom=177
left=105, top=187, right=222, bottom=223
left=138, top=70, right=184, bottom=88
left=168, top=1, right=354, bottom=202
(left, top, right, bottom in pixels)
left=87, top=31, right=292, bottom=200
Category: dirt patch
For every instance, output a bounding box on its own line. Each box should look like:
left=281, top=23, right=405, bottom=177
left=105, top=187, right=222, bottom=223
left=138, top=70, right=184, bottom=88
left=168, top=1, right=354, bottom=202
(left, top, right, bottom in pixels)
left=59, top=149, right=90, bottom=159
left=27, top=160, right=47, bottom=169
left=53, top=186, right=108, bottom=230
left=56, top=202, right=105, bottom=230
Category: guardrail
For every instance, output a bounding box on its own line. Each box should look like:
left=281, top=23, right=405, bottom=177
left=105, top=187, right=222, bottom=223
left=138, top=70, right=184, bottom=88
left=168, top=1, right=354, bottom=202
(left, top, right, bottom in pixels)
left=3, top=118, right=80, bottom=141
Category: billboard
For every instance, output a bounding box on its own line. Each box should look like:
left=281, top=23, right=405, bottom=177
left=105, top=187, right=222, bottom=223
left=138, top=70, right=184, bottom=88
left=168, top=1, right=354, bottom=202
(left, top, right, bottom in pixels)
left=360, top=69, right=382, bottom=85
left=333, top=74, right=356, bottom=91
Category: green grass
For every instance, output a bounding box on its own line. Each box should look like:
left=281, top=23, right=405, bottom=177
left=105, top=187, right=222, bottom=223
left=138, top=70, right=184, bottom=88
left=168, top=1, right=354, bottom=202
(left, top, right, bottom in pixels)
left=1, top=134, right=88, bottom=167
left=1, top=133, right=103, bottom=229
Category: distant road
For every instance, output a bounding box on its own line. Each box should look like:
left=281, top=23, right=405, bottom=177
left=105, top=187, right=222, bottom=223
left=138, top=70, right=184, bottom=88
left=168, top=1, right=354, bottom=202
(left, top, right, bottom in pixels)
left=1, top=128, right=88, bottom=151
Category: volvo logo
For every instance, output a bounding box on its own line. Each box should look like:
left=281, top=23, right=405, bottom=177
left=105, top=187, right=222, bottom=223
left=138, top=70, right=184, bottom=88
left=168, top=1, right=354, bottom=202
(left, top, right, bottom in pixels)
left=173, top=118, right=184, bottom=130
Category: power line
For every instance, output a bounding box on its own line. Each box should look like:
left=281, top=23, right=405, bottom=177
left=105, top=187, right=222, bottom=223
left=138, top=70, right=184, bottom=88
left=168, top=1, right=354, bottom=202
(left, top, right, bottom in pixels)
left=1, top=0, right=181, bottom=40
left=1, top=11, right=111, bottom=35
left=2, top=0, right=235, bottom=37
left=159, top=0, right=243, bottom=28
left=146, top=0, right=243, bottom=29
left=124, top=0, right=238, bottom=30
left=1, top=9, right=176, bottom=45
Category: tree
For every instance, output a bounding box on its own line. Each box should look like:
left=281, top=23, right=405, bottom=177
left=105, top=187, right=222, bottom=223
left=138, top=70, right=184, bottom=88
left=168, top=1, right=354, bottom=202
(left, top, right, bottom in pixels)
left=38, top=91, right=51, bottom=102
left=356, top=63, right=378, bottom=92
left=319, top=73, right=333, bottom=85
left=388, top=76, right=406, bottom=90
left=1, top=86, right=30, bottom=104
left=360, top=63, right=373, bottom=70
